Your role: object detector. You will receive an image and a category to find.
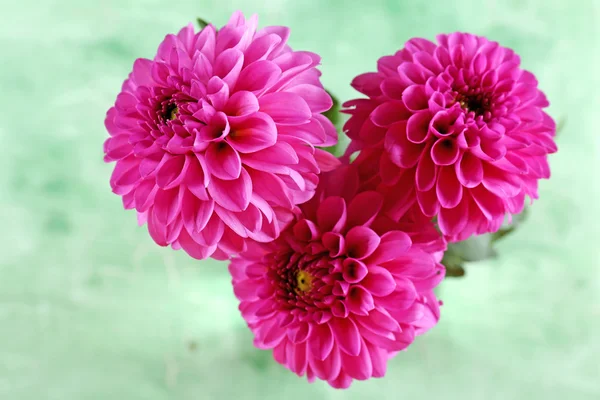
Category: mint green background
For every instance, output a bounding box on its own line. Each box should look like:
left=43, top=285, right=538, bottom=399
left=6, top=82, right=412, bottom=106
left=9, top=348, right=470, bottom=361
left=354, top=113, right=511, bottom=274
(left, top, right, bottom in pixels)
left=2, top=0, right=599, bottom=399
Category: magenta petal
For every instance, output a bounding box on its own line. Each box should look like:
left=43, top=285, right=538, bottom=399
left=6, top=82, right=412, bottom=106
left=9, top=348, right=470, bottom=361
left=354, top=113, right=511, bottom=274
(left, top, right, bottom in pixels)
left=345, top=226, right=381, bottom=260
left=185, top=156, right=209, bottom=200
left=104, top=134, right=133, bottom=161
left=430, top=138, right=460, bottom=166
left=156, top=155, right=189, bottom=189
left=398, top=62, right=428, bottom=85
left=437, top=198, right=469, bottom=236
left=248, top=169, right=293, bottom=209
left=287, top=84, right=333, bottom=113
left=360, top=266, right=396, bottom=297
left=482, top=164, right=522, bottom=198
left=228, top=113, right=277, bottom=153
left=289, top=341, right=309, bottom=375
left=406, top=111, right=431, bottom=143
left=314, top=149, right=341, bottom=172
left=206, top=76, right=230, bottom=110
left=241, top=143, right=298, bottom=174
left=430, top=109, right=459, bottom=137
left=317, top=196, right=347, bottom=233
left=342, top=259, right=369, bottom=283
left=330, top=318, right=361, bottom=356
left=236, top=60, right=282, bottom=93
left=416, top=153, right=438, bottom=192
left=244, top=33, right=282, bottom=65
left=322, top=232, right=345, bottom=257
left=153, top=187, right=183, bottom=225
left=416, top=186, right=440, bottom=217
left=470, top=185, right=505, bottom=220
left=346, top=286, right=375, bottom=316
left=131, top=58, right=154, bottom=86
left=207, top=167, right=252, bottom=212
left=351, top=72, right=384, bottom=97
left=192, top=52, right=213, bottom=83
left=356, top=309, right=401, bottom=336
left=402, top=85, right=428, bottom=111
left=371, top=100, right=411, bottom=127
left=178, top=227, right=216, bottom=260
left=436, top=166, right=463, bottom=209
left=293, top=219, right=319, bottom=242
left=347, top=191, right=383, bottom=228
left=110, top=156, right=140, bottom=195
left=199, top=213, right=225, bottom=246
left=258, top=92, right=312, bottom=125
left=379, top=151, right=402, bottom=185
left=385, top=121, right=424, bottom=168
left=225, top=91, right=259, bottom=117
left=213, top=48, right=244, bottom=88
left=288, top=322, right=312, bottom=344
left=148, top=208, right=167, bottom=245
left=181, top=191, right=214, bottom=234
left=205, top=141, right=242, bottom=180
left=134, top=179, right=158, bottom=213
left=456, top=152, right=483, bottom=188
left=367, top=231, right=411, bottom=264
left=308, top=323, right=334, bottom=361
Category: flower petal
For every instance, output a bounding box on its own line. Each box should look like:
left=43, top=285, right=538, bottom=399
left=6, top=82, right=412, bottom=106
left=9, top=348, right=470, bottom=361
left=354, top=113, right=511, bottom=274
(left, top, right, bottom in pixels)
left=416, top=153, right=438, bottom=192
left=228, top=113, right=277, bottom=153
left=346, top=286, right=375, bottom=316
left=258, top=92, right=312, bottom=125
left=346, top=191, right=383, bottom=228
left=330, top=317, right=361, bottom=357
left=385, top=121, right=424, bottom=168
left=406, top=110, right=431, bottom=143
left=456, top=152, right=483, bottom=188
left=361, top=266, right=396, bottom=297
left=236, top=60, right=282, bottom=93
left=436, top=165, right=463, bottom=209
left=371, top=100, right=411, bottom=127
left=402, top=85, right=428, bottom=111
left=225, top=90, right=259, bottom=116
left=345, top=226, right=380, bottom=260
left=207, top=167, right=252, bottom=212
left=431, top=138, right=460, bottom=166
left=308, top=323, right=334, bottom=361
left=367, top=231, right=412, bottom=264
left=205, top=141, right=242, bottom=180
left=317, top=196, right=347, bottom=233
left=287, top=84, right=333, bottom=113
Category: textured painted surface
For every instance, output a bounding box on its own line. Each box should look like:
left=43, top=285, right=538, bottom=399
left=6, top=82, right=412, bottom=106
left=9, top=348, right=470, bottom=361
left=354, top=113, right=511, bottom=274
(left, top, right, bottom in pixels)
left=1, top=0, right=599, bottom=399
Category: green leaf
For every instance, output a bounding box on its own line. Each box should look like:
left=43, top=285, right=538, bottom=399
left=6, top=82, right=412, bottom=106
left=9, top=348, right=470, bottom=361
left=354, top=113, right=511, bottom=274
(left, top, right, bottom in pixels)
left=491, top=207, right=529, bottom=244
left=440, top=252, right=466, bottom=277
left=196, top=17, right=209, bottom=29
left=555, top=116, right=566, bottom=137
left=322, top=90, right=345, bottom=157
left=323, top=90, right=341, bottom=127
left=442, top=208, right=530, bottom=277
left=447, top=234, right=496, bottom=263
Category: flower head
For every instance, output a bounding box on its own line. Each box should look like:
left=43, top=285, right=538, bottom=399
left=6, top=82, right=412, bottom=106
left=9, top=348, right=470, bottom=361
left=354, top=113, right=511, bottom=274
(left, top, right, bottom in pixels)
left=230, top=166, right=445, bottom=388
left=343, top=33, right=557, bottom=241
left=104, top=11, right=338, bottom=259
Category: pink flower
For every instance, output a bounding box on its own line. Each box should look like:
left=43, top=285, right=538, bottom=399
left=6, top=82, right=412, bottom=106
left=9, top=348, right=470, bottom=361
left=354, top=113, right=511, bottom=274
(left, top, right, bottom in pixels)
left=343, top=33, right=557, bottom=241
left=229, top=166, right=445, bottom=388
left=104, top=11, right=338, bottom=260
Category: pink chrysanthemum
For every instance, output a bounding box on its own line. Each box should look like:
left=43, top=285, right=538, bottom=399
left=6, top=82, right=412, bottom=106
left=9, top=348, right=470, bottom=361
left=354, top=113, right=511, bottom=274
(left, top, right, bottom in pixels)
left=343, top=32, right=557, bottom=241
left=229, top=166, right=445, bottom=388
left=104, top=11, right=338, bottom=260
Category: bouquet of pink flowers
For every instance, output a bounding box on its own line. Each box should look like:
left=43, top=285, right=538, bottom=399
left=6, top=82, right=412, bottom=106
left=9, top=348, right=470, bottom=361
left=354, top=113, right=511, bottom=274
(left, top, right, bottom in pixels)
left=103, top=11, right=556, bottom=388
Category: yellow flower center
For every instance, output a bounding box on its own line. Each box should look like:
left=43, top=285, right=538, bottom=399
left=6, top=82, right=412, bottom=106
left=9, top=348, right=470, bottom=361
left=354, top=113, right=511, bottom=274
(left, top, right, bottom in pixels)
left=168, top=106, right=179, bottom=121
left=296, top=270, right=313, bottom=292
